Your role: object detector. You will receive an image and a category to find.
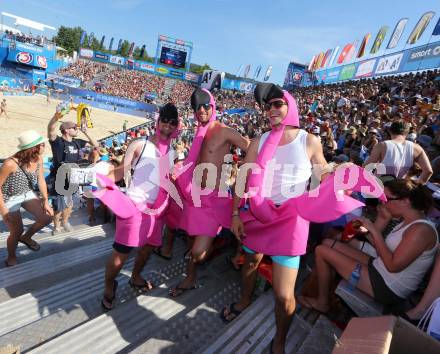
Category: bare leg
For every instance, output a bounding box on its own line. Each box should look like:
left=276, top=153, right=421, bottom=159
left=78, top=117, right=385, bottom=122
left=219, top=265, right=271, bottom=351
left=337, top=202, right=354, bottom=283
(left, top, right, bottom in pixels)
left=62, top=205, right=73, bottom=226
left=21, top=199, right=51, bottom=242
left=222, top=252, right=264, bottom=320
left=103, top=250, right=130, bottom=308
left=131, top=244, right=154, bottom=285
left=170, top=235, right=214, bottom=296
left=87, top=198, right=96, bottom=225
left=271, top=263, right=299, bottom=354
left=406, top=253, right=440, bottom=320
left=160, top=226, right=175, bottom=258
left=4, top=211, right=24, bottom=266
left=298, top=245, right=374, bottom=313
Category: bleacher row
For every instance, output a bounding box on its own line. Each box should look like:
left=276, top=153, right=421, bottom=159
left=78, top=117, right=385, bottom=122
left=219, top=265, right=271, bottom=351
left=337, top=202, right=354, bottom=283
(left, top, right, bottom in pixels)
left=0, top=208, right=341, bottom=353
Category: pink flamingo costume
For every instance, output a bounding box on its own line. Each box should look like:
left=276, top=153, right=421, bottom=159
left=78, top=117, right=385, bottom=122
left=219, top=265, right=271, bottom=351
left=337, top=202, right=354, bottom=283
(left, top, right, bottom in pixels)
left=92, top=106, right=180, bottom=248
left=240, top=84, right=386, bottom=256
left=175, top=89, right=233, bottom=237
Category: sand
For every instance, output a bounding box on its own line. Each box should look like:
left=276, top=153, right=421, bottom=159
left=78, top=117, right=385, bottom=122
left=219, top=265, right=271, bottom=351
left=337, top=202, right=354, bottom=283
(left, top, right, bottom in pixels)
left=0, top=94, right=147, bottom=158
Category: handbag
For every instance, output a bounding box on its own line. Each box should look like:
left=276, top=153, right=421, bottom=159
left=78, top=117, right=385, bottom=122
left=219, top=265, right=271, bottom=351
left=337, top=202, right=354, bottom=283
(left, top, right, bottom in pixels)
left=418, top=297, right=440, bottom=340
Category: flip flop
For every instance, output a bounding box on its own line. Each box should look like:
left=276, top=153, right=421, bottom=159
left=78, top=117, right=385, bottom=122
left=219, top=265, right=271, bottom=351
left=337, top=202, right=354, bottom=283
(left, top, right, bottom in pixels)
left=168, top=284, right=199, bottom=298
left=220, top=302, right=243, bottom=323
left=153, top=247, right=172, bottom=261
left=101, top=280, right=119, bottom=312
left=128, top=278, right=154, bottom=293
left=227, top=256, right=241, bottom=271
left=19, top=238, right=40, bottom=251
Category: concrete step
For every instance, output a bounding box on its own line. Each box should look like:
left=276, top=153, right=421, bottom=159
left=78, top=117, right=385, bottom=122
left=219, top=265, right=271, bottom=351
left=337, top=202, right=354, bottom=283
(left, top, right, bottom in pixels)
left=296, top=315, right=341, bottom=354
left=0, top=233, right=113, bottom=290
left=200, top=290, right=314, bottom=354
left=0, top=224, right=112, bottom=265
left=28, top=252, right=241, bottom=354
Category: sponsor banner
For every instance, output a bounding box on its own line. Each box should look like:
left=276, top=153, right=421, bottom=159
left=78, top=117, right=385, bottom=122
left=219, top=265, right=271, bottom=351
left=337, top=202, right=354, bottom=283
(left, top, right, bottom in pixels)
left=46, top=73, right=81, bottom=88
left=169, top=70, right=184, bottom=78
left=406, top=42, right=440, bottom=62
left=7, top=50, right=48, bottom=69
left=283, top=62, right=306, bottom=89
left=338, top=64, right=356, bottom=81
left=156, top=66, right=169, bottom=75
left=239, top=81, right=255, bottom=93
left=109, top=55, right=125, bottom=65
left=15, top=42, right=43, bottom=53
left=79, top=48, right=93, bottom=59
left=355, top=59, right=376, bottom=78
left=375, top=53, right=403, bottom=74
left=201, top=70, right=224, bottom=90
left=222, top=78, right=254, bottom=93
left=326, top=69, right=341, bottom=82
left=37, top=56, right=47, bottom=69
left=139, top=62, right=155, bottom=72
left=94, top=52, right=109, bottom=61
left=185, top=72, right=199, bottom=82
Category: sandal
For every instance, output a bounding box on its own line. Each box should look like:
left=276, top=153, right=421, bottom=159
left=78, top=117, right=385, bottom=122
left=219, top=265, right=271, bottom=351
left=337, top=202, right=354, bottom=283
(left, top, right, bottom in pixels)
left=101, top=280, right=119, bottom=311
left=399, top=312, right=420, bottom=326
left=4, top=260, right=15, bottom=267
left=168, top=283, right=199, bottom=298
left=220, top=302, right=243, bottom=323
left=128, top=278, right=154, bottom=293
left=153, top=247, right=172, bottom=261
left=19, top=238, right=40, bottom=251
left=297, top=295, right=328, bottom=314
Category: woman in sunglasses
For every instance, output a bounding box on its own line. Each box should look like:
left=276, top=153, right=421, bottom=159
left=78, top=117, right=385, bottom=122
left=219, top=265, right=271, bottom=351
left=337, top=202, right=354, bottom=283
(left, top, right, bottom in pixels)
left=299, top=178, right=438, bottom=313
left=0, top=130, right=53, bottom=266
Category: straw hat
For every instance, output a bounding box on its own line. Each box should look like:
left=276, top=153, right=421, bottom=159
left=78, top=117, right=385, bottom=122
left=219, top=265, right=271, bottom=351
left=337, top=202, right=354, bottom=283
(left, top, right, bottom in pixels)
left=17, top=130, right=48, bottom=151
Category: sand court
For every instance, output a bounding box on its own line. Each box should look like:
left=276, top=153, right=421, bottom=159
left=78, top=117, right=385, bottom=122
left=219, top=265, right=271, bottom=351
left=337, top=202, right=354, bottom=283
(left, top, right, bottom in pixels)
left=0, top=94, right=148, bottom=158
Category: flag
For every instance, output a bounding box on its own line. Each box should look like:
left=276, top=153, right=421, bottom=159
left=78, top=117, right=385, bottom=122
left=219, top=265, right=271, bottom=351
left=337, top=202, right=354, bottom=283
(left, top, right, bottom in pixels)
left=243, top=64, right=251, bottom=78
left=321, top=49, right=333, bottom=68
left=315, top=52, right=325, bottom=69
left=407, top=11, right=436, bottom=44
left=236, top=64, right=244, bottom=77
left=117, top=39, right=123, bottom=53
left=433, top=17, right=440, bottom=36
left=263, top=65, right=273, bottom=81
left=344, top=40, right=358, bottom=63
left=328, top=46, right=340, bottom=67
left=357, top=34, right=371, bottom=58
left=337, top=44, right=353, bottom=64
left=100, top=35, right=105, bottom=48
left=387, top=18, right=409, bottom=49
left=108, top=37, right=114, bottom=51
left=253, top=65, right=262, bottom=80
left=308, top=55, right=316, bottom=71
left=140, top=45, right=146, bottom=58
left=80, top=31, right=86, bottom=46
left=128, top=42, right=135, bottom=57
left=370, top=26, right=389, bottom=54
left=88, top=32, right=94, bottom=47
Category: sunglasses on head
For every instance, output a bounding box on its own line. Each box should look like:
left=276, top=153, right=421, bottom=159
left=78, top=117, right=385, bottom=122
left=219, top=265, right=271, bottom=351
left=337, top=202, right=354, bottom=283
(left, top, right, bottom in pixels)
left=196, top=103, right=212, bottom=111
left=160, top=117, right=178, bottom=126
left=263, top=101, right=287, bottom=111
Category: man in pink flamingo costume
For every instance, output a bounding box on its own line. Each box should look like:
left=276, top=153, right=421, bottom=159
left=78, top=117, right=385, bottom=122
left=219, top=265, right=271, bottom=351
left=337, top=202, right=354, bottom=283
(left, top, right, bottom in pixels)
left=221, top=83, right=385, bottom=354
left=169, top=88, right=250, bottom=297
left=95, top=103, right=180, bottom=311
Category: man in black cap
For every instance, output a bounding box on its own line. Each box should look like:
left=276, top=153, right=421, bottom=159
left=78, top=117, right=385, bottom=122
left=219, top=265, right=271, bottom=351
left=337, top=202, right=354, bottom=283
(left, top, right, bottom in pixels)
left=101, top=103, right=180, bottom=310
left=47, top=110, right=98, bottom=234
left=169, top=89, right=250, bottom=297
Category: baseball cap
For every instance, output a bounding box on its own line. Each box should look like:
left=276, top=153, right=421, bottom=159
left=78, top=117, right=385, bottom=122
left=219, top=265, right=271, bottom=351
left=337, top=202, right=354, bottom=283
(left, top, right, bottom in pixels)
left=60, top=121, right=77, bottom=132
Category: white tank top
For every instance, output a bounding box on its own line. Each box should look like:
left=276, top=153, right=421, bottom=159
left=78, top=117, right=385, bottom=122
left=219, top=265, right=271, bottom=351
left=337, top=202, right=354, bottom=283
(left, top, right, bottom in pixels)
left=258, top=129, right=312, bottom=204
left=373, top=219, right=438, bottom=298
left=126, top=140, right=174, bottom=205
left=381, top=140, right=414, bottom=178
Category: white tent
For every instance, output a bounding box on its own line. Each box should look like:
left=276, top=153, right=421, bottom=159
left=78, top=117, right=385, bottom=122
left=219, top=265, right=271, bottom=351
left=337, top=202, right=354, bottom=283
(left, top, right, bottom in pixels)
left=1, top=12, right=56, bottom=32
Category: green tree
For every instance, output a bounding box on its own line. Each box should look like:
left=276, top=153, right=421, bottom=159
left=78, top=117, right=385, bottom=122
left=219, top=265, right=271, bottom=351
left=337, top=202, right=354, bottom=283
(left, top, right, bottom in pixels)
left=119, top=40, right=130, bottom=57
left=52, top=26, right=84, bottom=55
left=190, top=63, right=212, bottom=74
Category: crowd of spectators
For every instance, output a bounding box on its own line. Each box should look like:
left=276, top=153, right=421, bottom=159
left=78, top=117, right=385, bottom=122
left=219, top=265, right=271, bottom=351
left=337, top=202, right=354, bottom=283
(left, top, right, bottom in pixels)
left=57, top=60, right=111, bottom=84
left=3, top=29, right=48, bottom=46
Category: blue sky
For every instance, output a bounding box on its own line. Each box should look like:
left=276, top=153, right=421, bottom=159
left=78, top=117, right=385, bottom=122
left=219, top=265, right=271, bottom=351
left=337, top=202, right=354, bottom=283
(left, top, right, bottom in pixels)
left=2, top=0, right=440, bottom=84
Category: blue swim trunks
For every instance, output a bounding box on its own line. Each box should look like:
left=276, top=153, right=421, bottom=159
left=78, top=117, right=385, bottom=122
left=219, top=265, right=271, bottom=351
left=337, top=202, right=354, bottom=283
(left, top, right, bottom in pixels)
left=242, top=245, right=300, bottom=269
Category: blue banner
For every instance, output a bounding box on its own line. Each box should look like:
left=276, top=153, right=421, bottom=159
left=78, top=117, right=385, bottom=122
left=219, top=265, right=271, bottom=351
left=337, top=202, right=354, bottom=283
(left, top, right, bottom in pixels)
left=308, top=39, right=440, bottom=86
left=283, top=62, right=306, bottom=90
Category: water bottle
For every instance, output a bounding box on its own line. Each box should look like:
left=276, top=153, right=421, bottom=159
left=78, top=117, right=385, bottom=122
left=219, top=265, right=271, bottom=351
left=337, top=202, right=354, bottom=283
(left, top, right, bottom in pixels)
left=348, top=263, right=361, bottom=292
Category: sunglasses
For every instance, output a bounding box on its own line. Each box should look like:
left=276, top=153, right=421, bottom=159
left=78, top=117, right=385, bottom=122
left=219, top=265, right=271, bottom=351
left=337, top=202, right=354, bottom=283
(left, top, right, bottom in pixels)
left=159, top=117, right=178, bottom=126
left=263, top=101, right=288, bottom=111
left=196, top=103, right=212, bottom=111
